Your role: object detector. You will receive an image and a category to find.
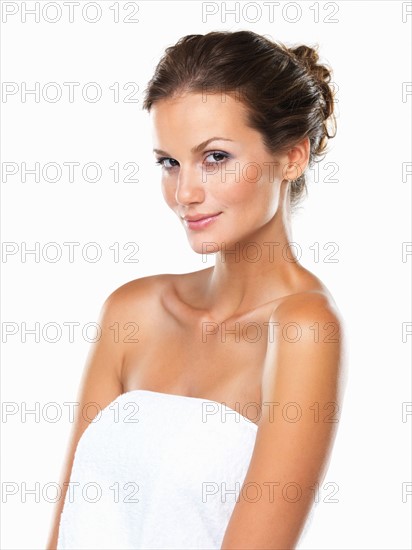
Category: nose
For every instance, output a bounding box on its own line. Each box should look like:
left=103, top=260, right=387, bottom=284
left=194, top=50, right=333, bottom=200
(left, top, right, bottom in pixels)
left=174, top=164, right=205, bottom=206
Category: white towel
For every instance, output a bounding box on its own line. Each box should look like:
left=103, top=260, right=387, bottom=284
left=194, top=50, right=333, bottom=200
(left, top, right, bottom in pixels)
left=57, top=389, right=258, bottom=549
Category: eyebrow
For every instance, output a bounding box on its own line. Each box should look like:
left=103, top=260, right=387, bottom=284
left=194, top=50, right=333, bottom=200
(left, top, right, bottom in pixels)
left=153, top=137, right=234, bottom=157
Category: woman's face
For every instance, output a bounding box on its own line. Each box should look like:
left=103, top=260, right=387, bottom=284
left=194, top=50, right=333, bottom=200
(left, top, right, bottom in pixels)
left=150, top=92, right=300, bottom=254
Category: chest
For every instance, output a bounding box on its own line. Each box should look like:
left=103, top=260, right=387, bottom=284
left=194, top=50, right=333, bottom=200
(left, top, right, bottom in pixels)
left=121, top=311, right=273, bottom=424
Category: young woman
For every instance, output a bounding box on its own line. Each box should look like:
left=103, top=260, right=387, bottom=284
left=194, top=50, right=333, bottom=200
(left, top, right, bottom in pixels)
left=48, top=30, right=347, bottom=549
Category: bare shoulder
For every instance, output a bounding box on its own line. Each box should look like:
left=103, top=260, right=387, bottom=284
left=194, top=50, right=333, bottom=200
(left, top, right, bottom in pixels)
left=102, top=273, right=178, bottom=316
left=262, top=287, right=348, bottom=407
left=103, top=268, right=211, bottom=320
left=266, top=263, right=346, bottom=332
left=271, top=287, right=344, bottom=329
left=268, top=288, right=346, bottom=368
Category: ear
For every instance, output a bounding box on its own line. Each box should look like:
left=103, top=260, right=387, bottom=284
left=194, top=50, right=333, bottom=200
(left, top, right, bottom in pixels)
left=282, top=137, right=310, bottom=181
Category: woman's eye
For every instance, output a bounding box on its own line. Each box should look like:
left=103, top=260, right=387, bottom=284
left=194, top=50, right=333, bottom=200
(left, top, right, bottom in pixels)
left=155, top=151, right=229, bottom=170
left=204, top=151, right=229, bottom=164
left=155, top=157, right=179, bottom=169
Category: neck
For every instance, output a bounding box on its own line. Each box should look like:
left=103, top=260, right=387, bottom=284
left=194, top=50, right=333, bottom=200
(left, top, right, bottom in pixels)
left=202, top=193, right=305, bottom=324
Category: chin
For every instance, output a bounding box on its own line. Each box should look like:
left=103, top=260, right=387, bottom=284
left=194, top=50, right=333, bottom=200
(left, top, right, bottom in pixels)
left=188, top=239, right=220, bottom=256
left=187, top=231, right=245, bottom=256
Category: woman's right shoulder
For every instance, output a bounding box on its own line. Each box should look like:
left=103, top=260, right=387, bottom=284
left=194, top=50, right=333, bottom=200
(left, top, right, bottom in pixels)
left=101, top=273, right=176, bottom=313
left=101, top=268, right=211, bottom=320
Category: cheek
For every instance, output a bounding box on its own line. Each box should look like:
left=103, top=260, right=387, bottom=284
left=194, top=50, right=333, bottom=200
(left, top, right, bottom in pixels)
left=161, top=179, right=176, bottom=206
left=207, top=165, right=257, bottom=206
left=212, top=161, right=278, bottom=210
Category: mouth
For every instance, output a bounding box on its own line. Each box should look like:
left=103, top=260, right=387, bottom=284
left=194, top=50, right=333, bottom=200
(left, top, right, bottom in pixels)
left=182, top=212, right=222, bottom=230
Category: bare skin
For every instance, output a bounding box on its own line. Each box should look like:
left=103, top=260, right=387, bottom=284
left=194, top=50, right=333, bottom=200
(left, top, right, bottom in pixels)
left=47, top=92, right=346, bottom=549
left=121, top=267, right=332, bottom=426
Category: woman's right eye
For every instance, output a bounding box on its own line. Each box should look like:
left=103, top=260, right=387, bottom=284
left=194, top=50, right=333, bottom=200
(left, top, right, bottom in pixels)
left=155, top=157, right=179, bottom=170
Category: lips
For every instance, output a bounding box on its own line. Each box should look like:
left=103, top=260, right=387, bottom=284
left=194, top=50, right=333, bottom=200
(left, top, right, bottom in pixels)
left=182, top=212, right=222, bottom=230
left=183, top=212, right=222, bottom=222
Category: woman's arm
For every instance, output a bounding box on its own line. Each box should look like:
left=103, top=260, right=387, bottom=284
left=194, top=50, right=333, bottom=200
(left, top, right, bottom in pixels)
left=221, top=292, right=347, bottom=549
left=45, top=291, right=126, bottom=549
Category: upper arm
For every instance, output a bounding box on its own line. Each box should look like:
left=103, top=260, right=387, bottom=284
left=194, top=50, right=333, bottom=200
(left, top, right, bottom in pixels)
left=46, top=287, right=129, bottom=548
left=220, top=293, right=347, bottom=549
left=72, top=290, right=126, bottom=422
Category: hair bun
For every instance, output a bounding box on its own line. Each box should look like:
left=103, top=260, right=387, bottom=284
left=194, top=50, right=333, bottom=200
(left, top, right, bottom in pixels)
left=289, top=44, right=336, bottom=149
left=289, top=45, right=320, bottom=68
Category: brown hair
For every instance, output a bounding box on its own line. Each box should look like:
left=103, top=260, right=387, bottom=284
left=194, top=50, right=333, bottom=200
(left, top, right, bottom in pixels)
left=142, top=30, right=337, bottom=213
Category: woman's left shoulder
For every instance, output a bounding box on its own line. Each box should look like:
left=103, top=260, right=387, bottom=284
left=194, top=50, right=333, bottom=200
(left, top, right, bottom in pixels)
left=262, top=284, right=348, bottom=405
left=270, top=283, right=344, bottom=336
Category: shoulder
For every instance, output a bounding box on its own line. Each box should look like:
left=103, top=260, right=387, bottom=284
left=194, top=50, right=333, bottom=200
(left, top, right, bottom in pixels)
left=87, top=275, right=171, bottom=338
left=261, top=289, right=347, bottom=404
left=270, top=289, right=344, bottom=335
left=267, top=263, right=345, bottom=334
left=99, top=271, right=203, bottom=321
left=102, top=273, right=175, bottom=311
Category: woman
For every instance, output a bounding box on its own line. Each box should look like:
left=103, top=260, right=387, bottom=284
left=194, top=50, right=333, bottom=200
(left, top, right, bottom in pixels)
left=48, top=30, right=347, bottom=549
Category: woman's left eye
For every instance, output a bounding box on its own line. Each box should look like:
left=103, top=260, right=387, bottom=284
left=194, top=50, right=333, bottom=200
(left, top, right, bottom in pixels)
left=204, top=151, right=229, bottom=164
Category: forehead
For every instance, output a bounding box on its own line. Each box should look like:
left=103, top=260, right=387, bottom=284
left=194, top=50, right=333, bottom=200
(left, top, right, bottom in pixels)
left=149, top=92, right=250, bottom=136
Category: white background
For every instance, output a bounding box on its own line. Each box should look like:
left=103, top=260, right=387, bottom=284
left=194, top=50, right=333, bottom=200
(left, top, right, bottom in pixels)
left=1, top=1, right=411, bottom=548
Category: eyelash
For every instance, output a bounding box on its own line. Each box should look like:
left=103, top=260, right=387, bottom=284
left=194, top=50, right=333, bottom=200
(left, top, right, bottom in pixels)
left=155, top=151, right=230, bottom=170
